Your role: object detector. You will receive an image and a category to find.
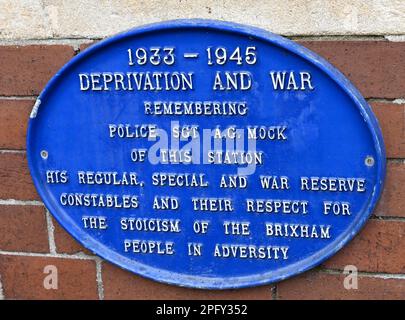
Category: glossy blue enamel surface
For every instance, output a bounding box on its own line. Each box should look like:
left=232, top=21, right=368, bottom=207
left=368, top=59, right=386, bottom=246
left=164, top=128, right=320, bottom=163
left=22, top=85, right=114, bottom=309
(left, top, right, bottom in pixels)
left=27, top=20, right=385, bottom=289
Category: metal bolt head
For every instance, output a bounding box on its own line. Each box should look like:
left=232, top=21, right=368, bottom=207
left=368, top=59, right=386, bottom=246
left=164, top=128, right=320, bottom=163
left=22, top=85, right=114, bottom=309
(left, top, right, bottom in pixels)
left=41, top=150, right=48, bottom=159
left=365, top=156, right=374, bottom=167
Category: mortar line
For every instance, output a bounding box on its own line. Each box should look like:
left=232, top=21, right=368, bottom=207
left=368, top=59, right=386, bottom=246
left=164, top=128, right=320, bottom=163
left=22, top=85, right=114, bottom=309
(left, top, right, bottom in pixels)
left=45, top=209, right=57, bottom=254
left=0, top=275, right=4, bottom=300
left=370, top=216, right=405, bottom=222
left=0, top=95, right=36, bottom=100
left=0, top=249, right=96, bottom=260
left=393, top=98, right=405, bottom=104
left=95, top=259, right=105, bottom=300
left=289, top=35, right=387, bottom=41
left=0, top=199, right=43, bottom=206
left=0, top=34, right=404, bottom=47
left=0, top=150, right=26, bottom=154
left=0, top=34, right=403, bottom=44
left=367, top=98, right=405, bottom=104
left=291, top=34, right=404, bottom=41
left=384, top=35, right=405, bottom=42
left=388, top=158, right=405, bottom=164
left=271, top=284, right=278, bottom=300
left=0, top=95, right=403, bottom=103
left=0, top=38, right=100, bottom=46
left=1, top=147, right=404, bottom=161
left=321, top=268, right=405, bottom=279
left=1, top=199, right=402, bottom=218
left=0, top=96, right=400, bottom=103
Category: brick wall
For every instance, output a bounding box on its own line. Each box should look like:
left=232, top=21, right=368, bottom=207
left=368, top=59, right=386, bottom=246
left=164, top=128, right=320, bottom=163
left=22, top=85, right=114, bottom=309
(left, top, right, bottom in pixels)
left=0, top=1, right=404, bottom=300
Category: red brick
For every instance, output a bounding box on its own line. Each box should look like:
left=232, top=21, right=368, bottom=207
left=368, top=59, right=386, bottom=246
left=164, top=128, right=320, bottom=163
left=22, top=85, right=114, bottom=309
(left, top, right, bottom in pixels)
left=323, top=219, right=405, bottom=274
left=102, top=262, right=274, bottom=300
left=0, top=255, right=98, bottom=299
left=1, top=42, right=400, bottom=99
left=0, top=205, right=48, bottom=253
left=277, top=270, right=405, bottom=300
left=375, top=161, right=405, bottom=217
left=52, top=217, right=92, bottom=255
left=2, top=99, right=402, bottom=159
left=83, top=40, right=405, bottom=99
left=0, top=45, right=75, bottom=96
left=1, top=102, right=401, bottom=158
left=299, top=41, right=405, bottom=99
left=79, top=42, right=95, bottom=51
left=0, top=99, right=33, bottom=149
left=371, top=102, right=405, bottom=158
left=5, top=153, right=398, bottom=214
left=0, top=152, right=39, bottom=200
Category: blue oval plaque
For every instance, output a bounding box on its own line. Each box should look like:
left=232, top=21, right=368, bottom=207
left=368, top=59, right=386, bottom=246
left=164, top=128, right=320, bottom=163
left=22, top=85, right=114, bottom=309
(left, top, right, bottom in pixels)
left=27, top=20, right=385, bottom=289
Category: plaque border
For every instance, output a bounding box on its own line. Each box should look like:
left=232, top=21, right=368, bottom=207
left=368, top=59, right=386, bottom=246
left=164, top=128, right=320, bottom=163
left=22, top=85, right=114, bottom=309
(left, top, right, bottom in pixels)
left=27, top=19, right=386, bottom=289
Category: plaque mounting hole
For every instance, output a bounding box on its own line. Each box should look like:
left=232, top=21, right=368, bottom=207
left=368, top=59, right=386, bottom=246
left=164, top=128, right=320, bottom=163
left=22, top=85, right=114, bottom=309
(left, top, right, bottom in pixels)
left=365, top=156, right=375, bottom=167
left=40, top=150, right=48, bottom=159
